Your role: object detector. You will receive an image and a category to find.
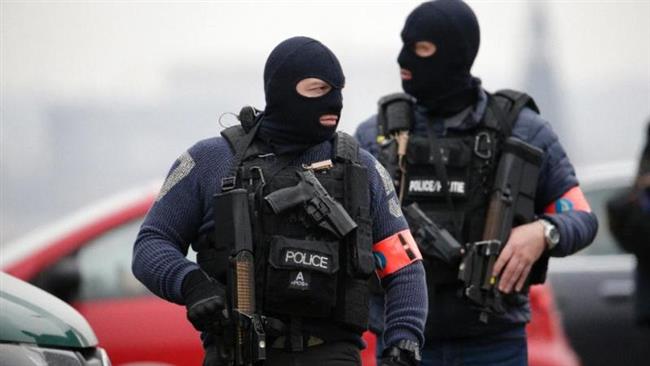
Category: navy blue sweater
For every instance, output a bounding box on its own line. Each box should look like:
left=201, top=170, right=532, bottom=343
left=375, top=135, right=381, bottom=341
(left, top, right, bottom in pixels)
left=132, top=134, right=427, bottom=348
left=355, top=88, right=598, bottom=339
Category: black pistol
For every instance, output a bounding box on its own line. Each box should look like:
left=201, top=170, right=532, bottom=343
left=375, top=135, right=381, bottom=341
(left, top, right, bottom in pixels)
left=403, top=202, right=463, bottom=265
left=264, top=169, right=357, bottom=238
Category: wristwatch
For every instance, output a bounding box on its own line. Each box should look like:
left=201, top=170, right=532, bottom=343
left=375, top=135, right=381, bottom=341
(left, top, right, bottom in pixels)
left=540, top=219, right=560, bottom=250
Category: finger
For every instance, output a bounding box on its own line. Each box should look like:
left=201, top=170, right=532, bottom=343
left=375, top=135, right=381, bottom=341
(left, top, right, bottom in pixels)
left=515, top=265, right=532, bottom=292
left=499, top=259, right=524, bottom=293
left=493, top=244, right=514, bottom=276
left=506, top=261, right=526, bottom=293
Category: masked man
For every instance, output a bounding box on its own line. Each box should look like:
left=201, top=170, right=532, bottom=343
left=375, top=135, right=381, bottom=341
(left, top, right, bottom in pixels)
left=354, top=1, right=598, bottom=365
left=133, top=36, right=427, bottom=366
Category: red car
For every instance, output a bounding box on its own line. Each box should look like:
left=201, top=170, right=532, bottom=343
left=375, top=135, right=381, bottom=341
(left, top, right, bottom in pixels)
left=2, top=183, right=579, bottom=366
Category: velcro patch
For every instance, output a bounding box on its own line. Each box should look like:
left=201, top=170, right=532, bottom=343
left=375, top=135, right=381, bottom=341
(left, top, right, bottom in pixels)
left=288, top=271, right=311, bottom=291
left=281, top=248, right=332, bottom=273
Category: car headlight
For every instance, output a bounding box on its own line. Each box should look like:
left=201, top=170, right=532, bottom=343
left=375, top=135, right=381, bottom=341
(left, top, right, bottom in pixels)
left=0, top=343, right=112, bottom=366
left=96, top=347, right=112, bottom=366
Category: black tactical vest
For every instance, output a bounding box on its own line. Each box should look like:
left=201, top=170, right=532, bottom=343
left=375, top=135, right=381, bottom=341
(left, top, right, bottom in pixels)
left=204, top=125, right=374, bottom=334
left=378, top=90, right=538, bottom=284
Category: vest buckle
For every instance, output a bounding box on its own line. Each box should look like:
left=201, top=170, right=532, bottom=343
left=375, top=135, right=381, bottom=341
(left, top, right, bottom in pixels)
left=249, top=166, right=266, bottom=186
left=221, top=176, right=236, bottom=191
left=474, top=132, right=492, bottom=160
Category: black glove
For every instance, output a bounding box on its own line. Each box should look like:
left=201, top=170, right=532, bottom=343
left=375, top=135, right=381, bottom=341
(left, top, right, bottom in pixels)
left=379, top=339, right=421, bottom=366
left=181, top=269, right=226, bottom=332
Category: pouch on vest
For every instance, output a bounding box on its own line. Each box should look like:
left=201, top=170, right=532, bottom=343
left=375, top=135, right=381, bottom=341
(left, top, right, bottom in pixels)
left=378, top=93, right=416, bottom=136
left=404, top=135, right=473, bottom=201
left=265, top=236, right=340, bottom=318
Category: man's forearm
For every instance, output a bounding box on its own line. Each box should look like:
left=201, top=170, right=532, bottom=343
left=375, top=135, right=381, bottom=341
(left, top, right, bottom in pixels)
left=543, top=210, right=598, bottom=257
left=381, top=261, right=427, bottom=348
left=132, top=228, right=200, bottom=304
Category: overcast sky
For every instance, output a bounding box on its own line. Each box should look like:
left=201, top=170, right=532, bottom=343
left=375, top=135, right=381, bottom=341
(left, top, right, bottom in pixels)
left=1, top=1, right=649, bottom=243
left=3, top=1, right=649, bottom=101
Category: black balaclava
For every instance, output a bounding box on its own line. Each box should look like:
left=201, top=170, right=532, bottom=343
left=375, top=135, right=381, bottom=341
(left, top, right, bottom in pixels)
left=398, top=0, right=481, bottom=115
left=257, top=36, right=345, bottom=155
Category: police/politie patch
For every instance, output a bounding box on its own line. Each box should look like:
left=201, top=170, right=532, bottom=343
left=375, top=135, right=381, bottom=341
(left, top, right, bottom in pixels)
left=406, top=175, right=467, bottom=198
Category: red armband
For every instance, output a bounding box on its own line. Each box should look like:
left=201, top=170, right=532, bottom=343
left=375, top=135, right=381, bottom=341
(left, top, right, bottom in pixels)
left=544, top=186, right=591, bottom=213
left=373, top=229, right=422, bottom=279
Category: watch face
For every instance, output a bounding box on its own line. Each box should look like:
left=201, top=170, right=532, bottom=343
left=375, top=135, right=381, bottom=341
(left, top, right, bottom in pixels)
left=549, top=227, right=560, bottom=243
left=545, top=222, right=560, bottom=246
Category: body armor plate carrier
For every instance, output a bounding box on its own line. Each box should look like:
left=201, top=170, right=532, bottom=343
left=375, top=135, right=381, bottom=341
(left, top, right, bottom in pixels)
left=200, top=122, right=374, bottom=335
left=377, top=90, right=539, bottom=284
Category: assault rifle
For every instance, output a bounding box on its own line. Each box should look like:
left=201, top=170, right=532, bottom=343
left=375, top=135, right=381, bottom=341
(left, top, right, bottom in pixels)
left=264, top=165, right=357, bottom=238
left=457, top=137, right=543, bottom=317
left=213, top=188, right=266, bottom=366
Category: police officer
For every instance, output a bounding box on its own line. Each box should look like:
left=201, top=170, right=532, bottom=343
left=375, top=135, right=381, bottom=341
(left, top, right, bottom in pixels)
left=354, top=1, right=598, bottom=365
left=133, top=36, right=427, bottom=366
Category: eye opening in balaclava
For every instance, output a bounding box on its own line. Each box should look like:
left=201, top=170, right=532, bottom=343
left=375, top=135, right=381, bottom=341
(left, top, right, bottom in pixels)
left=398, top=0, right=481, bottom=113
left=295, top=78, right=334, bottom=99
left=409, top=40, right=438, bottom=59
left=258, top=36, right=345, bottom=155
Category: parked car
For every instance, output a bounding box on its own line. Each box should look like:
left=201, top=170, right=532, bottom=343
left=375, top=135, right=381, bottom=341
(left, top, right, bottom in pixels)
left=2, top=182, right=579, bottom=366
left=0, top=271, right=111, bottom=366
left=548, top=161, right=650, bottom=366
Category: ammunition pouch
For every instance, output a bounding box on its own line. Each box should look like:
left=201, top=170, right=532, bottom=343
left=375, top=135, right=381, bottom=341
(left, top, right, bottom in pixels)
left=377, top=93, right=416, bottom=136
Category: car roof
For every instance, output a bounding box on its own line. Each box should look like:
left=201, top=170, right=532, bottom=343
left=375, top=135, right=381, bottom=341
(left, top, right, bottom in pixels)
left=2, top=182, right=160, bottom=272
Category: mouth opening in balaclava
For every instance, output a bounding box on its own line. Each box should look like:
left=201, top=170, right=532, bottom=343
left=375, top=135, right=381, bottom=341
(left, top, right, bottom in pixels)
left=257, top=36, right=345, bottom=155
left=398, top=0, right=481, bottom=114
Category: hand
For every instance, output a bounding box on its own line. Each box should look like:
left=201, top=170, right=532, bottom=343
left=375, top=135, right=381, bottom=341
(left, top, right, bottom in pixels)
left=380, top=340, right=421, bottom=366
left=181, top=270, right=226, bottom=332
left=492, top=221, right=547, bottom=294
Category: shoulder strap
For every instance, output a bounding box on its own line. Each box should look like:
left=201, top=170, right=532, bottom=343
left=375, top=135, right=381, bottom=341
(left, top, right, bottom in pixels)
left=221, top=125, right=247, bottom=153
left=334, top=132, right=360, bottom=164
left=220, top=123, right=262, bottom=190
left=484, top=89, right=539, bottom=137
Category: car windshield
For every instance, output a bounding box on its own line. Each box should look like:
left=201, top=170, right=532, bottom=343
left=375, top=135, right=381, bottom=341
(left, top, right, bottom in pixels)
left=77, top=218, right=197, bottom=301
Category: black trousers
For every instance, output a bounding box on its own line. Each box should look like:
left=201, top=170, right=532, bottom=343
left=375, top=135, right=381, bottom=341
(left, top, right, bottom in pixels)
left=203, top=341, right=361, bottom=366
